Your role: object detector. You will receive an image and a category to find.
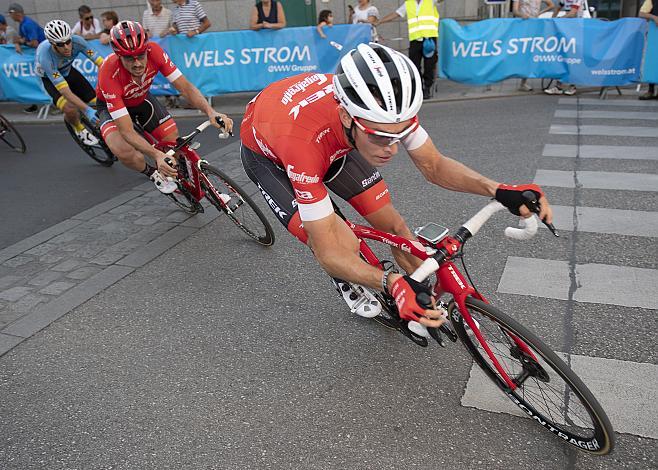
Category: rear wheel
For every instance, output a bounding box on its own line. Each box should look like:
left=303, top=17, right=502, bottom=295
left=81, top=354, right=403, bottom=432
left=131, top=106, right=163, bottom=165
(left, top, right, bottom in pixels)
left=200, top=163, right=275, bottom=246
left=449, top=297, right=614, bottom=455
left=0, top=113, right=26, bottom=153
left=65, top=115, right=116, bottom=166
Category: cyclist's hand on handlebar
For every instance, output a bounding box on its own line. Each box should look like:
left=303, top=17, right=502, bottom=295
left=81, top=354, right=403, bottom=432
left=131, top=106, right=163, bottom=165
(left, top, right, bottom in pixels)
left=208, top=111, right=233, bottom=137
left=389, top=273, right=446, bottom=328
left=84, top=107, right=99, bottom=126
left=495, top=183, right=553, bottom=225
left=155, top=151, right=178, bottom=178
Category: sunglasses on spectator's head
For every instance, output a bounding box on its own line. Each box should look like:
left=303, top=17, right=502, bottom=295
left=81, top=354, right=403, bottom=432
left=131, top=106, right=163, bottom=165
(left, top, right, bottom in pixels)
left=353, top=116, right=419, bottom=147
left=54, top=39, right=72, bottom=47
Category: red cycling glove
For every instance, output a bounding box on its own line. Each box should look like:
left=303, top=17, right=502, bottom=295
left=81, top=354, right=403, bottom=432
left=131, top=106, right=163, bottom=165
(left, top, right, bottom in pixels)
left=495, top=183, right=544, bottom=216
left=389, top=275, right=433, bottom=322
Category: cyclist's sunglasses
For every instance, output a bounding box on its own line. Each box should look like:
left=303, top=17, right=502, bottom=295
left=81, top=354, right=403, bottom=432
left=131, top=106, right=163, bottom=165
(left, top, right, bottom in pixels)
left=353, top=116, right=419, bottom=147
left=54, top=39, right=72, bottom=47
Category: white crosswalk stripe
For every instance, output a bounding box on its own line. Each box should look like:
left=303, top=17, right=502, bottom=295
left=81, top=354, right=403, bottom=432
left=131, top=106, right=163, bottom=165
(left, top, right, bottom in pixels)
left=462, top=351, right=658, bottom=439
left=534, top=169, right=658, bottom=191
left=550, top=124, right=658, bottom=137
left=555, top=109, right=658, bottom=120
left=543, top=144, right=658, bottom=160
left=558, top=97, right=658, bottom=107
left=547, top=205, right=658, bottom=237
left=497, top=256, right=658, bottom=309
left=462, top=97, right=658, bottom=441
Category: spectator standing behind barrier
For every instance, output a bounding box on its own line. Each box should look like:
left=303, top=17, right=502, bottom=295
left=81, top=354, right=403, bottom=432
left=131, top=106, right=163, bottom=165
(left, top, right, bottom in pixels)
left=347, top=5, right=355, bottom=23
left=7, top=3, right=45, bottom=114
left=99, top=11, right=118, bottom=45
left=378, top=0, right=441, bottom=99
left=639, top=0, right=658, bottom=99
left=170, top=0, right=211, bottom=37
left=250, top=1, right=286, bottom=31
left=7, top=3, right=44, bottom=54
left=513, top=0, right=555, bottom=91
left=317, top=10, right=333, bottom=39
left=143, top=0, right=172, bottom=38
left=352, top=0, right=379, bottom=42
left=0, top=14, right=18, bottom=44
left=72, top=5, right=102, bottom=40
left=544, top=0, right=587, bottom=95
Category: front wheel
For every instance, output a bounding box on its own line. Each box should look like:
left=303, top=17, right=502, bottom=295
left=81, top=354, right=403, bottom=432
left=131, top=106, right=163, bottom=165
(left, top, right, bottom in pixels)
left=0, top=113, right=26, bottom=153
left=450, top=297, right=615, bottom=455
left=199, top=163, right=275, bottom=246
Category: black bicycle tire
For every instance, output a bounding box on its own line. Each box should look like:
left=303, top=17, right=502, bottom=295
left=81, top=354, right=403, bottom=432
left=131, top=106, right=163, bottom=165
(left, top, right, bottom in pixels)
left=166, top=188, right=203, bottom=215
left=200, top=163, right=275, bottom=246
left=450, top=297, right=614, bottom=455
left=0, top=113, right=27, bottom=153
left=65, top=117, right=115, bottom=166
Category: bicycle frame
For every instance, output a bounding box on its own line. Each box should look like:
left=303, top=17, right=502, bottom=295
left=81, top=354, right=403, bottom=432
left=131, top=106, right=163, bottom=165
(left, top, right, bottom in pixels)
left=347, top=219, right=535, bottom=391
left=141, top=129, right=225, bottom=206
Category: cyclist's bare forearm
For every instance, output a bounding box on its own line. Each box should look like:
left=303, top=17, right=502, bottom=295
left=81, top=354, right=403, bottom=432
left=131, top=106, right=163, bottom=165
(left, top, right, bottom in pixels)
left=173, top=76, right=213, bottom=115
left=409, top=143, right=498, bottom=197
left=306, top=216, right=387, bottom=292
left=118, top=123, right=161, bottom=160
left=433, top=156, right=498, bottom=196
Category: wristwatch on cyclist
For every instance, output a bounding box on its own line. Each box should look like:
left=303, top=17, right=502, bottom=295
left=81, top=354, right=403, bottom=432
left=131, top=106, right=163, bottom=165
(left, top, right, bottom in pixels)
left=381, top=267, right=395, bottom=294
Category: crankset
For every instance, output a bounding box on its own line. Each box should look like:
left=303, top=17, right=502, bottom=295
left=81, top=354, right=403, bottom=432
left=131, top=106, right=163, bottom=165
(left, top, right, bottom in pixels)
left=511, top=345, right=550, bottom=383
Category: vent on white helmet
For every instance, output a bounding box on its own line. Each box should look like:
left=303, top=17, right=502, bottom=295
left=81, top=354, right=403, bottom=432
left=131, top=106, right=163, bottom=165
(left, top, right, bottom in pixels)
left=333, top=43, right=423, bottom=124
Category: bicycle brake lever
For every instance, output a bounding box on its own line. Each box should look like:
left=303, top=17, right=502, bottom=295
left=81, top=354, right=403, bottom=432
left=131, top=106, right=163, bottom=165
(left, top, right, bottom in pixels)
left=215, top=116, right=233, bottom=139
left=521, top=191, right=559, bottom=238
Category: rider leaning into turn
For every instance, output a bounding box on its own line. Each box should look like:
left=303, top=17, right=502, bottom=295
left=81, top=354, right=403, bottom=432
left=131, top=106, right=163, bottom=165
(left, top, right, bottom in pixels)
left=96, top=20, right=233, bottom=193
left=36, top=20, right=104, bottom=146
left=240, top=43, right=553, bottom=327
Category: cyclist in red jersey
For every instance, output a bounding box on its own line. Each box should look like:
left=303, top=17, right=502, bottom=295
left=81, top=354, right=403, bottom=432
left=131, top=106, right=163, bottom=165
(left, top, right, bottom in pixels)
left=96, top=21, right=233, bottom=192
left=240, top=43, right=553, bottom=325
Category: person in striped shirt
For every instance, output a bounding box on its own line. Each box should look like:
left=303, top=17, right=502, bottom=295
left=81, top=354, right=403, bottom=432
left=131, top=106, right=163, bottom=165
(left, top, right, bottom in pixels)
left=169, top=0, right=211, bottom=37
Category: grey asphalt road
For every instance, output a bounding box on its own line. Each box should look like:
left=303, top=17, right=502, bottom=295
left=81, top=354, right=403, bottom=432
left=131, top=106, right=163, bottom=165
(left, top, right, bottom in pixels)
left=1, top=95, right=656, bottom=469
left=0, top=118, right=240, bottom=249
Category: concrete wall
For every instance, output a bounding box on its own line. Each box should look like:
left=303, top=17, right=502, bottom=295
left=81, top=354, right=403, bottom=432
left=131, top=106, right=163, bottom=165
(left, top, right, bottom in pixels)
left=0, top=0, right=480, bottom=53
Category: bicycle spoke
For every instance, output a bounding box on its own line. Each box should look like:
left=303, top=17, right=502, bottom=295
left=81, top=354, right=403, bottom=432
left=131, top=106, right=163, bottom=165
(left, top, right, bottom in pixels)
left=451, top=298, right=613, bottom=454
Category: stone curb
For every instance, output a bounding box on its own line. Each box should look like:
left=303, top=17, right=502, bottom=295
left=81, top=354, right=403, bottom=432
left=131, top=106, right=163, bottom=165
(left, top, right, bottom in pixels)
left=0, top=140, right=243, bottom=356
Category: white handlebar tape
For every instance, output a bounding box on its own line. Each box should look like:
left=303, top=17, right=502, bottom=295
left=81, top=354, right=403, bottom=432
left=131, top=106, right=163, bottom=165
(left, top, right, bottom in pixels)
left=463, top=201, right=505, bottom=237
left=410, top=257, right=440, bottom=283
left=504, top=215, right=538, bottom=240
left=197, top=120, right=213, bottom=132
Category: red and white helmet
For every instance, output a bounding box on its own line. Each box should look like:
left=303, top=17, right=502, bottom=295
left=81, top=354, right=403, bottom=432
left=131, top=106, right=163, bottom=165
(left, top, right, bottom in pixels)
left=110, top=21, right=148, bottom=57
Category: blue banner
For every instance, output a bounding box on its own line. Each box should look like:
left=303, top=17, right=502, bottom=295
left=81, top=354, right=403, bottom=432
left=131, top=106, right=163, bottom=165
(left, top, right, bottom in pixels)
left=163, top=24, right=370, bottom=94
left=0, top=24, right=370, bottom=104
left=439, top=18, right=647, bottom=86
left=643, top=22, right=658, bottom=84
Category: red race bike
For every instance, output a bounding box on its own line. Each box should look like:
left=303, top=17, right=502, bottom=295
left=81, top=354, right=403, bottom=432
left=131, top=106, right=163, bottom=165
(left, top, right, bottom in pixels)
left=334, top=194, right=614, bottom=455
left=143, top=118, right=274, bottom=246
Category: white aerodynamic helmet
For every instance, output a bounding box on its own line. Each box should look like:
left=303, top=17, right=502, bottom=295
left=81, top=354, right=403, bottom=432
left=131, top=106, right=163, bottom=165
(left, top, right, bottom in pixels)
left=333, top=43, right=423, bottom=124
left=44, top=20, right=72, bottom=44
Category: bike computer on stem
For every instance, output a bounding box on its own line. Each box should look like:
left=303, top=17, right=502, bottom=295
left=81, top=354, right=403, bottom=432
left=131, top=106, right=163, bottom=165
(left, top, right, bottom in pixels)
left=414, top=223, right=449, bottom=244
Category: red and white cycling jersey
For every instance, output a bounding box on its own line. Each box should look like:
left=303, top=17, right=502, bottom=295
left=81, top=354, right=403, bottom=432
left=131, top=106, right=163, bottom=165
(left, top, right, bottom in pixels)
left=241, top=72, right=428, bottom=221
left=96, top=42, right=182, bottom=120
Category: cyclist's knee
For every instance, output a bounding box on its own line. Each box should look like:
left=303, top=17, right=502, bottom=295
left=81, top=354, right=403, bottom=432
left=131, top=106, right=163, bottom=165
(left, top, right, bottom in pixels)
left=62, top=102, right=78, bottom=119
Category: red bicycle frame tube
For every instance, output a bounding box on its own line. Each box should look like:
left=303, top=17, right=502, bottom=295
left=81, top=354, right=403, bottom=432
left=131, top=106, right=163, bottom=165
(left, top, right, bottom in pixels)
left=142, top=131, right=209, bottom=204
left=349, top=220, right=534, bottom=391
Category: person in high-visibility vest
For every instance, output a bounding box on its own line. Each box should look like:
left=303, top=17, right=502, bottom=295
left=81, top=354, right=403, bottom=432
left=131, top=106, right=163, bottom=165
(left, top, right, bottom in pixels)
left=378, top=0, right=442, bottom=99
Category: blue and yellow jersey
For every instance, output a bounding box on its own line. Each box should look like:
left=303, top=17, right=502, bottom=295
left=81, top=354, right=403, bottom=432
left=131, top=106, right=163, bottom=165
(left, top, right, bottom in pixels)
left=35, top=35, right=104, bottom=91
